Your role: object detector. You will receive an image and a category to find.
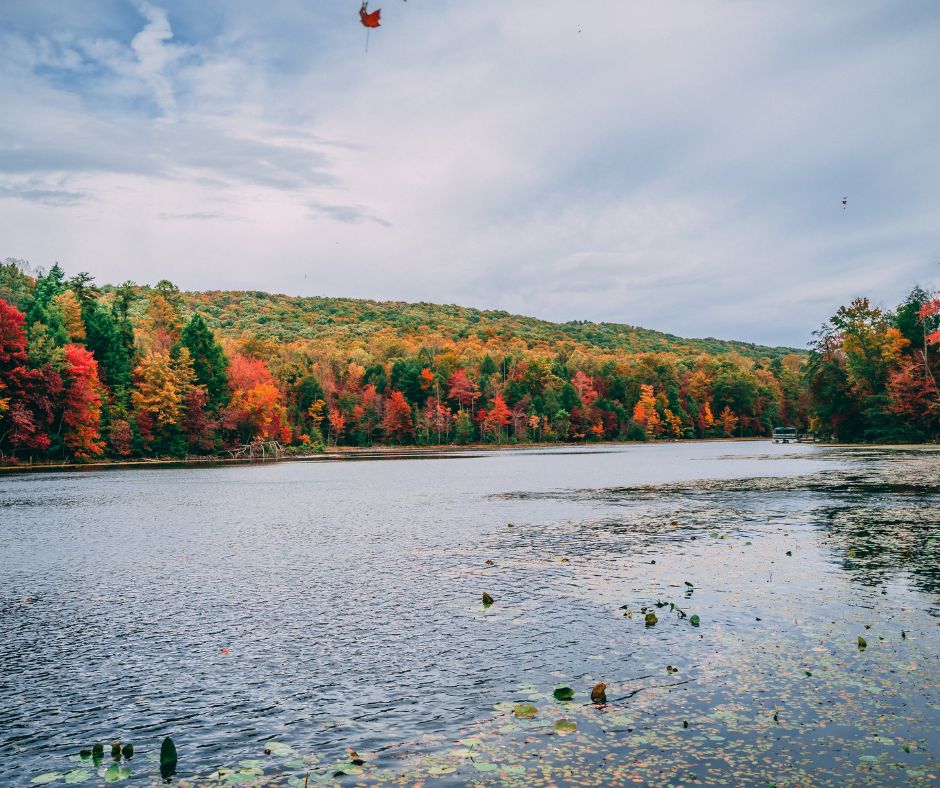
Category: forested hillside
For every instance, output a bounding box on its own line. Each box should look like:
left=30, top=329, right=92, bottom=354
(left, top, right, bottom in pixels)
left=167, top=289, right=797, bottom=361
left=1, top=257, right=935, bottom=463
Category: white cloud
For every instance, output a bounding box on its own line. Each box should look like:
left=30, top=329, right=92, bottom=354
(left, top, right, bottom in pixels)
left=130, top=1, right=182, bottom=115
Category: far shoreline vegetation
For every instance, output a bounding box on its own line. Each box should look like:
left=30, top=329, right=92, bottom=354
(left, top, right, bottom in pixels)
left=1, top=258, right=937, bottom=465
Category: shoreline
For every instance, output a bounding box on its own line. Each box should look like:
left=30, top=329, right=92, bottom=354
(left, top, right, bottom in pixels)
left=0, top=437, right=784, bottom=474
left=4, top=438, right=934, bottom=475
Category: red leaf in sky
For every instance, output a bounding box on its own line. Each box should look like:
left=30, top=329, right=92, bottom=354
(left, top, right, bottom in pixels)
left=360, top=7, right=381, bottom=27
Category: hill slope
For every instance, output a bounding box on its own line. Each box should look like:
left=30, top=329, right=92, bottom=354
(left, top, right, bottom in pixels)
left=171, top=289, right=801, bottom=360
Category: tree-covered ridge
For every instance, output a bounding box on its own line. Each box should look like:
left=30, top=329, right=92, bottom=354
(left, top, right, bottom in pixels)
left=159, top=288, right=799, bottom=360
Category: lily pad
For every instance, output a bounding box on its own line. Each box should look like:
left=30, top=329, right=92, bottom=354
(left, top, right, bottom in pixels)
left=64, top=770, right=92, bottom=785
left=226, top=769, right=264, bottom=784
left=264, top=741, right=295, bottom=757
left=553, top=719, right=577, bottom=734
left=552, top=686, right=574, bottom=701
left=513, top=703, right=538, bottom=718
left=645, top=612, right=658, bottom=626
left=690, top=614, right=701, bottom=626
left=30, top=774, right=63, bottom=785
left=159, top=736, right=177, bottom=780
left=160, top=736, right=177, bottom=767
left=103, top=764, right=130, bottom=783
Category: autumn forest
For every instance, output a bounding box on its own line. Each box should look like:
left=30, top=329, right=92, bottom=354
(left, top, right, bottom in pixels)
left=0, top=259, right=937, bottom=463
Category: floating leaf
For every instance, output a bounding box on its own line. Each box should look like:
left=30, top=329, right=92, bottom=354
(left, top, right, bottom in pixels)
left=160, top=736, right=178, bottom=780
left=858, top=635, right=868, bottom=650
left=30, top=774, right=63, bottom=785
left=591, top=683, right=607, bottom=703
left=645, top=612, right=658, bottom=626
left=120, top=744, right=133, bottom=760
left=513, top=703, right=538, bottom=718
left=503, top=765, right=526, bottom=776
left=786, top=550, right=793, bottom=556
left=160, top=736, right=177, bottom=767
left=552, top=686, right=574, bottom=701
left=482, top=592, right=494, bottom=607
left=690, top=614, right=700, bottom=626
left=103, top=764, right=124, bottom=783
left=263, top=741, right=295, bottom=757
left=91, top=744, right=104, bottom=760
left=473, top=762, right=498, bottom=772
left=226, top=769, right=264, bottom=784
left=553, top=719, right=577, bottom=734
left=64, top=770, right=92, bottom=785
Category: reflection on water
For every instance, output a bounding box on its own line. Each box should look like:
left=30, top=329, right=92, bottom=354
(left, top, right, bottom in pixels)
left=0, top=441, right=938, bottom=786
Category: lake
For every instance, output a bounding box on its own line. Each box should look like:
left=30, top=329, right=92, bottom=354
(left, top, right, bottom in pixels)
left=1, top=441, right=938, bottom=786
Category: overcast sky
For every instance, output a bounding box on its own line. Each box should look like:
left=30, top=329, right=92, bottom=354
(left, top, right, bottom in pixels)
left=1, top=1, right=938, bottom=346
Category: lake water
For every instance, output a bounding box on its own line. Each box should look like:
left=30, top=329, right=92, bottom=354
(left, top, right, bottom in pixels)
left=1, top=441, right=939, bottom=786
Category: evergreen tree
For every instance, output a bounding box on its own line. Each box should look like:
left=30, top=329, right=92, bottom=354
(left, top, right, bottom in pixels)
left=83, top=302, right=133, bottom=401
left=178, top=314, right=229, bottom=410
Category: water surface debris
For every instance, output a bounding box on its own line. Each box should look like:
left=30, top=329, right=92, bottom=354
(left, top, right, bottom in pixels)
left=591, top=683, right=607, bottom=703
left=482, top=592, right=494, bottom=607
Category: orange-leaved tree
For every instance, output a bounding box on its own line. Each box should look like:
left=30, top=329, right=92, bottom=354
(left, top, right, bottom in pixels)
left=224, top=353, right=291, bottom=444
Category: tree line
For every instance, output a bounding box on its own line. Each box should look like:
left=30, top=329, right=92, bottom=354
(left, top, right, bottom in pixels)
left=806, top=288, right=939, bottom=442
left=0, top=259, right=936, bottom=462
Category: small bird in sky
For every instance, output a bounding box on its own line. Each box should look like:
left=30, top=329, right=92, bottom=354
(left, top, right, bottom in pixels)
left=842, top=196, right=848, bottom=210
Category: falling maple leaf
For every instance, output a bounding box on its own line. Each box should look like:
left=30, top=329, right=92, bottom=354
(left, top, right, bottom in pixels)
left=360, top=3, right=381, bottom=27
